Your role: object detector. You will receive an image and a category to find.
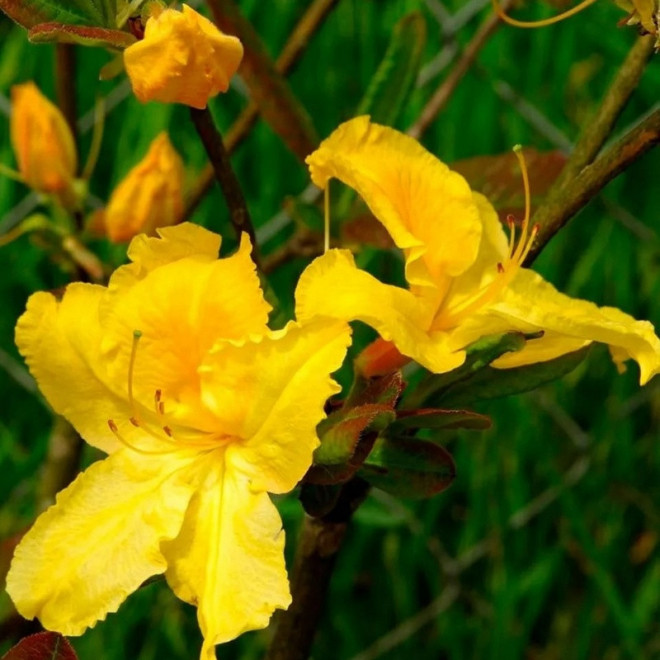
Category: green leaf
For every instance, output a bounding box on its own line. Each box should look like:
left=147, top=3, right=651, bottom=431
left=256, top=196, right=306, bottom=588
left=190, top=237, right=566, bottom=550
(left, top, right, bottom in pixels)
left=356, top=11, right=426, bottom=126
left=29, top=22, right=135, bottom=47
left=360, top=436, right=455, bottom=499
left=346, top=371, right=405, bottom=409
left=390, top=408, right=491, bottom=433
left=1, top=0, right=117, bottom=29
left=306, top=403, right=394, bottom=485
left=436, top=346, right=590, bottom=407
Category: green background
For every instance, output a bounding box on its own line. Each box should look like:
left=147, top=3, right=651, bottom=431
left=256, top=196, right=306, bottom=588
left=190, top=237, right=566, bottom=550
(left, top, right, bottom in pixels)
left=0, top=0, right=659, bottom=658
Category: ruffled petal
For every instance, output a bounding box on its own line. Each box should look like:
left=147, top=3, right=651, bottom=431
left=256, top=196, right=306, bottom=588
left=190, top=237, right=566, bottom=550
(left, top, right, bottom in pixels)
left=109, top=222, right=223, bottom=292
left=451, top=268, right=660, bottom=385
left=101, top=233, right=270, bottom=430
left=296, top=249, right=466, bottom=375
left=200, top=319, right=351, bottom=493
left=306, top=116, right=482, bottom=289
left=6, top=450, right=195, bottom=636
left=15, top=285, right=129, bottom=454
left=162, top=459, right=290, bottom=660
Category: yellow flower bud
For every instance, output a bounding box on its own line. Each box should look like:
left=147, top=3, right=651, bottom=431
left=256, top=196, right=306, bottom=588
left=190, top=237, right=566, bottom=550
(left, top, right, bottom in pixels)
left=103, top=133, right=184, bottom=243
left=10, top=82, right=77, bottom=197
left=123, top=4, right=243, bottom=109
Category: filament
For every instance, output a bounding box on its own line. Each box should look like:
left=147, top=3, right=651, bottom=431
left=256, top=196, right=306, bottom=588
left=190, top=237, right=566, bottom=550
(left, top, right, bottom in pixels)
left=492, top=0, right=599, bottom=28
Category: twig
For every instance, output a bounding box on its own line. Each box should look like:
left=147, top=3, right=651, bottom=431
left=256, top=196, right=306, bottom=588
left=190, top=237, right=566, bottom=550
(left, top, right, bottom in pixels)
left=262, top=230, right=323, bottom=274
left=183, top=0, right=337, bottom=220
left=265, top=479, right=370, bottom=660
left=188, top=107, right=258, bottom=258
left=408, top=0, right=513, bottom=140
left=55, top=44, right=77, bottom=141
left=527, top=109, right=660, bottom=263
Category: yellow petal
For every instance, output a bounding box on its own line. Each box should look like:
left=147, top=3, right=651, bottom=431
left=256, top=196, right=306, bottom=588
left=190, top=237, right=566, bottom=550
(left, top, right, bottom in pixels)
left=124, top=4, right=243, bottom=109
left=306, top=116, right=482, bottom=290
left=101, top=234, right=270, bottom=428
left=110, top=222, right=223, bottom=292
left=452, top=268, right=660, bottom=385
left=15, top=285, right=129, bottom=454
left=296, top=249, right=466, bottom=375
left=6, top=450, right=195, bottom=636
left=163, top=459, right=290, bottom=659
left=200, top=319, right=351, bottom=493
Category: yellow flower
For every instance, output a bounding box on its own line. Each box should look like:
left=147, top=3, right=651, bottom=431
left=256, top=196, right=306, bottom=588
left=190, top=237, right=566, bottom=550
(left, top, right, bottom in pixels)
left=10, top=82, right=77, bottom=199
left=103, top=132, right=184, bottom=243
left=8, top=223, right=350, bottom=660
left=296, top=116, right=660, bottom=385
left=123, top=4, right=243, bottom=109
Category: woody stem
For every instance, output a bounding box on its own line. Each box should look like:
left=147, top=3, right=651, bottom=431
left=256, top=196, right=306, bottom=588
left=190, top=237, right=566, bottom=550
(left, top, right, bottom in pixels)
left=189, top=107, right=259, bottom=263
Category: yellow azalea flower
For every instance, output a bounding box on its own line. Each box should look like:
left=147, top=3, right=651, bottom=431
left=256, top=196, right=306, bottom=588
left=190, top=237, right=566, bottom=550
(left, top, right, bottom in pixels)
left=102, top=132, right=184, bottom=243
left=296, top=116, right=660, bottom=385
left=7, top=223, right=351, bottom=660
left=123, top=4, right=243, bottom=109
left=10, top=81, right=77, bottom=200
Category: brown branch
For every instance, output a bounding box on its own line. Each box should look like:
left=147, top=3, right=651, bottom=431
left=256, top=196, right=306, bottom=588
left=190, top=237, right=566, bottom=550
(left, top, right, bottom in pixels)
left=265, top=479, right=370, bottom=660
left=526, top=109, right=660, bottom=263
left=183, top=0, right=337, bottom=220
left=189, top=107, right=259, bottom=260
left=407, top=0, right=514, bottom=140
left=55, top=44, right=77, bottom=141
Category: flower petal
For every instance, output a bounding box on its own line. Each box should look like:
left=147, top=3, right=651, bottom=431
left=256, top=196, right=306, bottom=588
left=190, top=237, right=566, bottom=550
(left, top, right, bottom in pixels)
left=15, top=285, right=127, bottom=453
left=451, top=268, right=660, bottom=385
left=306, top=116, right=482, bottom=289
left=200, top=318, right=351, bottom=493
left=101, top=233, right=270, bottom=430
left=6, top=450, right=195, bottom=636
left=162, top=460, right=290, bottom=660
left=296, top=249, right=466, bottom=375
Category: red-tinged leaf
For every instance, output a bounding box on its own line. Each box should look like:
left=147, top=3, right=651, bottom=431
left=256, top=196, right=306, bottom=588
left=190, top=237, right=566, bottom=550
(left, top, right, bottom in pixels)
left=2, top=633, right=78, bottom=660
left=1, top=0, right=115, bottom=29
left=347, top=370, right=405, bottom=409
left=307, top=404, right=394, bottom=485
left=29, top=23, right=136, bottom=48
left=360, top=436, right=456, bottom=499
left=392, top=408, right=492, bottom=432
left=452, top=148, right=566, bottom=220
left=341, top=213, right=395, bottom=250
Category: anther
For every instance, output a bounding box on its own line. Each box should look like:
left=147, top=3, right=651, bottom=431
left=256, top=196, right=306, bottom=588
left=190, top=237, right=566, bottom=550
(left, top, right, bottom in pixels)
left=108, top=419, right=118, bottom=433
left=129, top=417, right=140, bottom=427
left=163, top=425, right=173, bottom=437
left=497, top=262, right=505, bottom=274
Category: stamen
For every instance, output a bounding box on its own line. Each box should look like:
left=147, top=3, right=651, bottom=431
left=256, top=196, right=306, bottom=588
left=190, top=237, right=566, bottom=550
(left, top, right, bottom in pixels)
left=511, top=145, right=531, bottom=263
left=163, top=425, right=173, bottom=437
left=492, top=0, right=599, bottom=29
left=324, top=185, right=330, bottom=253
left=108, top=419, right=175, bottom=456
left=154, top=389, right=165, bottom=415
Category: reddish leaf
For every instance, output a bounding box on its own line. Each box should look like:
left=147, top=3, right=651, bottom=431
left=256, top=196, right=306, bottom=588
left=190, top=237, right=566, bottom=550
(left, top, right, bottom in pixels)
left=29, top=23, right=136, bottom=48
left=392, top=408, right=491, bottom=432
left=2, top=633, right=78, bottom=660
left=452, top=148, right=566, bottom=220
left=347, top=370, right=405, bottom=409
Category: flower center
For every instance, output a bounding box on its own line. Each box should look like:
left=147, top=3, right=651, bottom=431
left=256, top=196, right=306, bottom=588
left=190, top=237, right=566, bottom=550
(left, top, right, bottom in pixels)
left=107, top=330, right=233, bottom=455
left=432, top=146, right=539, bottom=330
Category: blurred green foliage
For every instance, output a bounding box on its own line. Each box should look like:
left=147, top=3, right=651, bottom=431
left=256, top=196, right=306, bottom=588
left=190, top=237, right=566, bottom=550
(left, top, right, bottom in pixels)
left=1, top=0, right=659, bottom=658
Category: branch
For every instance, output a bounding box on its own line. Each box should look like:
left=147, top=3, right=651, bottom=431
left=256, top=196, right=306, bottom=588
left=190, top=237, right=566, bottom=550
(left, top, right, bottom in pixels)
left=265, top=479, right=370, bottom=660
left=189, top=107, right=259, bottom=260
left=527, top=109, right=660, bottom=263
left=55, top=44, right=77, bottom=141
left=408, top=0, right=514, bottom=140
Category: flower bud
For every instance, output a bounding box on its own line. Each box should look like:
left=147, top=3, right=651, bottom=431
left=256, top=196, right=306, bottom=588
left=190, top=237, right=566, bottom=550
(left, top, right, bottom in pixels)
left=10, top=82, right=77, bottom=197
left=103, top=133, right=184, bottom=243
left=123, top=4, right=243, bottom=109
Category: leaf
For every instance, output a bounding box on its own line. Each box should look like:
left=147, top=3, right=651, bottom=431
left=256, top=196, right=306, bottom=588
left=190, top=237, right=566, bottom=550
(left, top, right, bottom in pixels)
left=207, top=0, right=318, bottom=163
left=346, top=371, right=405, bottom=409
left=391, top=408, right=491, bottom=433
left=29, top=22, right=136, bottom=48
left=452, top=149, right=566, bottom=221
left=306, top=404, right=394, bottom=485
left=299, top=482, right=342, bottom=518
left=2, top=633, right=78, bottom=660
left=436, top=346, right=590, bottom=407
left=356, top=12, right=426, bottom=126
left=360, top=436, right=455, bottom=499
left=1, top=0, right=117, bottom=29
